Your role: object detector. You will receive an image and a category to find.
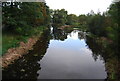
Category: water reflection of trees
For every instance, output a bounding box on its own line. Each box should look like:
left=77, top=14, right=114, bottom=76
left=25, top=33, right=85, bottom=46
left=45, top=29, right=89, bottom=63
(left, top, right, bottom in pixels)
left=85, top=35, right=119, bottom=80
left=78, top=31, right=86, bottom=40
left=52, top=27, right=73, bottom=41
left=2, top=30, right=50, bottom=80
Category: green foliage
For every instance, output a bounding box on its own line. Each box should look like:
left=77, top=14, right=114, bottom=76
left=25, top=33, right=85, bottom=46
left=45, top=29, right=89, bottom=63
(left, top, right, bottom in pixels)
left=87, top=13, right=106, bottom=36
left=78, top=15, right=87, bottom=25
left=52, top=9, right=68, bottom=27
left=2, top=26, right=46, bottom=55
left=105, top=27, right=114, bottom=39
left=2, top=2, right=51, bottom=55
left=2, top=2, right=50, bottom=35
left=108, top=2, right=120, bottom=24
left=66, top=14, right=78, bottom=26
left=107, top=2, right=119, bottom=46
left=2, top=34, right=21, bottom=55
left=77, top=15, right=88, bottom=31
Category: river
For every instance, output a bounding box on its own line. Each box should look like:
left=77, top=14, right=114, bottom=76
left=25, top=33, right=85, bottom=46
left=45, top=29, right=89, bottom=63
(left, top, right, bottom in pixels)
left=2, top=28, right=108, bottom=79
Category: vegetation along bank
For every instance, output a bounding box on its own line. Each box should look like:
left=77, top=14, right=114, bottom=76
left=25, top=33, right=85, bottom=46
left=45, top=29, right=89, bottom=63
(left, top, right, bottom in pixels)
left=1, top=2, right=51, bottom=68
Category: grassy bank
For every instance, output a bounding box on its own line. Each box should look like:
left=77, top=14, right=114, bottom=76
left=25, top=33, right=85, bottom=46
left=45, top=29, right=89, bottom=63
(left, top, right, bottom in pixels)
left=2, top=26, right=47, bottom=56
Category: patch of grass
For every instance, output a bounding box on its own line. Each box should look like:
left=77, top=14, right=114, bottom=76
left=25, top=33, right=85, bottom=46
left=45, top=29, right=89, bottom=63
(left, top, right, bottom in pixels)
left=2, top=26, right=46, bottom=56
left=2, top=34, right=27, bottom=55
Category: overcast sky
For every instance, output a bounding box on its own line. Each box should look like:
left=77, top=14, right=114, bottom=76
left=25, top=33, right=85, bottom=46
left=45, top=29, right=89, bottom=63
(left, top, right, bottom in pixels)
left=45, top=0, right=113, bottom=15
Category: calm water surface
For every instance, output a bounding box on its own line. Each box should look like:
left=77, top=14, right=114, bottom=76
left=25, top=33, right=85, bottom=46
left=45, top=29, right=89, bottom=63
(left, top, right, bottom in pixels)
left=3, top=29, right=107, bottom=79
left=37, top=30, right=107, bottom=79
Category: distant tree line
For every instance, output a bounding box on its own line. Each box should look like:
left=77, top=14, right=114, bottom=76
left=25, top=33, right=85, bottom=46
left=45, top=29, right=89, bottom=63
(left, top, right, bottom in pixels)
left=51, top=1, right=119, bottom=45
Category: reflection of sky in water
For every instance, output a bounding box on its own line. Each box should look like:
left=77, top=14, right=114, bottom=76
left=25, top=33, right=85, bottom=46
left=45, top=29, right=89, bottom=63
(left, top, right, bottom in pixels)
left=38, top=30, right=107, bottom=79
left=67, top=30, right=79, bottom=40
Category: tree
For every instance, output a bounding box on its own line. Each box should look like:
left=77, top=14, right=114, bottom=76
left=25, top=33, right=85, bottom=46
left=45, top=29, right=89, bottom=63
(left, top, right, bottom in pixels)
left=52, top=9, right=68, bottom=27
left=66, top=14, right=78, bottom=26
left=2, top=2, right=51, bottom=35
left=107, top=2, right=119, bottom=55
left=87, top=13, right=105, bottom=36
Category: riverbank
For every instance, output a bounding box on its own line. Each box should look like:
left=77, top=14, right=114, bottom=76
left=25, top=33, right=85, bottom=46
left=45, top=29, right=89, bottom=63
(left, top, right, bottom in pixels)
left=1, top=27, right=48, bottom=68
left=86, top=34, right=119, bottom=80
left=1, top=36, right=40, bottom=68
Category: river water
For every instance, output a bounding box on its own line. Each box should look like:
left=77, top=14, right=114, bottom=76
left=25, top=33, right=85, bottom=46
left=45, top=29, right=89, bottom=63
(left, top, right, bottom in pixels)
left=2, top=29, right=107, bottom=79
